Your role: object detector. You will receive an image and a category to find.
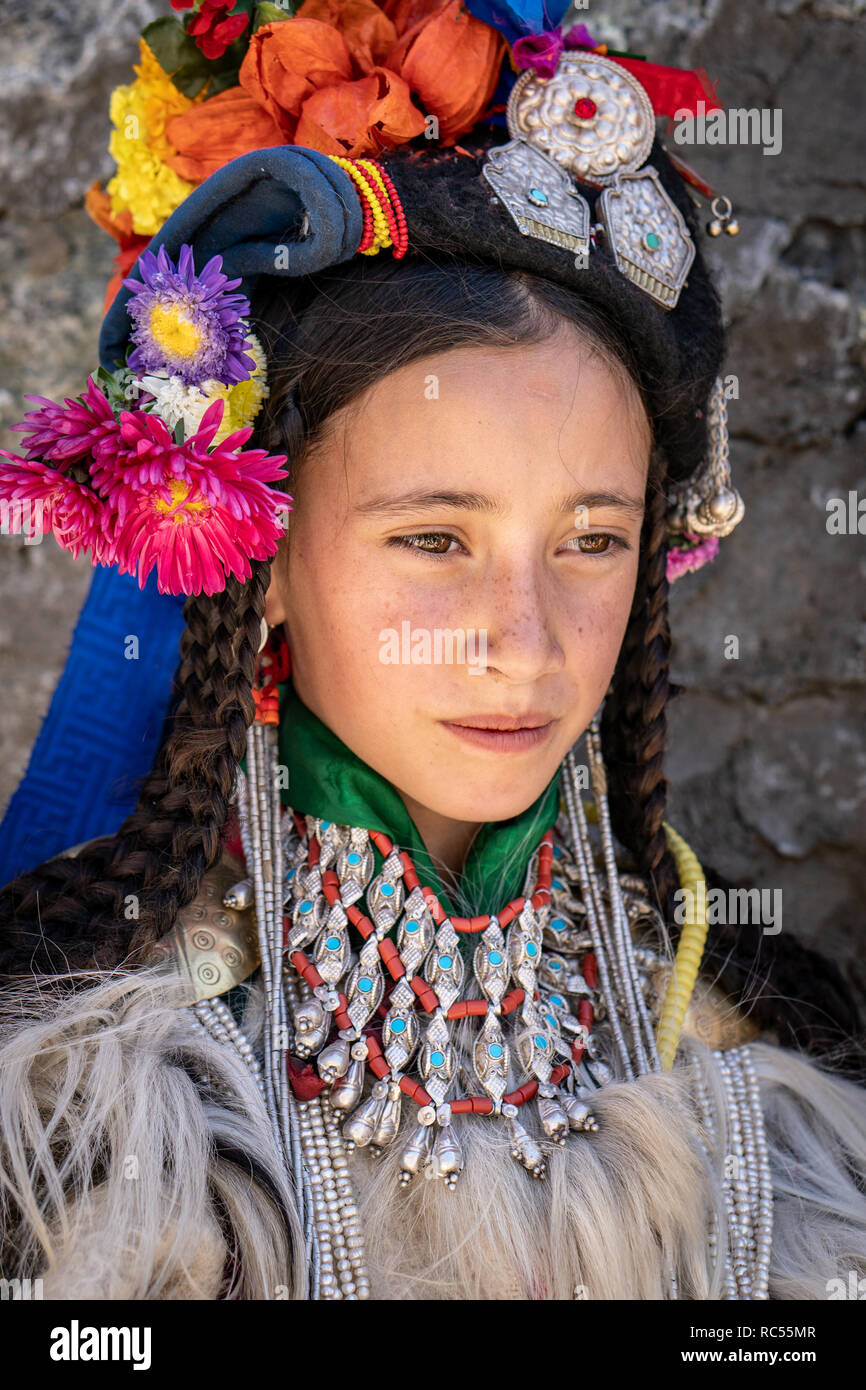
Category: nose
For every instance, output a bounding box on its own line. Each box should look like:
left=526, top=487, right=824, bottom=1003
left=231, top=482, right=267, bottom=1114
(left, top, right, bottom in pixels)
left=472, top=554, right=565, bottom=684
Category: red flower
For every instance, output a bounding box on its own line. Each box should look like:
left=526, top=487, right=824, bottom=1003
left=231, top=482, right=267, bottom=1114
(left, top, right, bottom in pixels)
left=184, top=2, right=251, bottom=61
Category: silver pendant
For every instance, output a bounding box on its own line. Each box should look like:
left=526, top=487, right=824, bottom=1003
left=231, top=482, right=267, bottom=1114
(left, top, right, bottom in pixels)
left=505, top=52, right=655, bottom=186
left=482, top=137, right=590, bottom=257
left=596, top=167, right=696, bottom=309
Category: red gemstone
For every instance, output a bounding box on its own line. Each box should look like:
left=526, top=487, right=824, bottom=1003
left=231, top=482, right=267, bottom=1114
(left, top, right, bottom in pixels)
left=574, top=97, right=597, bottom=120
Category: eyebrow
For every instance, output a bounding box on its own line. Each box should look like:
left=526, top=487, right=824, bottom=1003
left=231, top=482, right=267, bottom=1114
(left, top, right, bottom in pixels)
left=353, top=487, right=646, bottom=521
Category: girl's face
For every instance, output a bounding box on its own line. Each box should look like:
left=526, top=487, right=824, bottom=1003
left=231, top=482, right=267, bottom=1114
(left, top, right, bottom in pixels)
left=266, top=325, right=651, bottom=832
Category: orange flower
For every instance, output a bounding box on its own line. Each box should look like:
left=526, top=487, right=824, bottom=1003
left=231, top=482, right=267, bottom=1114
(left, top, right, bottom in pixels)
left=294, top=0, right=397, bottom=74
left=380, top=0, right=450, bottom=34
left=239, top=19, right=355, bottom=137
left=85, top=182, right=137, bottom=246
left=163, top=86, right=286, bottom=182
left=295, top=65, right=426, bottom=155
left=384, top=0, right=506, bottom=143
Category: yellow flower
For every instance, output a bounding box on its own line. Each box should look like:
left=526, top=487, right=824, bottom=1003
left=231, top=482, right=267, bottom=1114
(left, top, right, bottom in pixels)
left=206, top=333, right=271, bottom=444
left=106, top=40, right=204, bottom=237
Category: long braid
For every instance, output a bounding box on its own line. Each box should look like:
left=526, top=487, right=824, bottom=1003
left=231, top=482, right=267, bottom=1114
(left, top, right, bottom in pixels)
left=0, top=563, right=271, bottom=980
left=601, top=446, right=679, bottom=915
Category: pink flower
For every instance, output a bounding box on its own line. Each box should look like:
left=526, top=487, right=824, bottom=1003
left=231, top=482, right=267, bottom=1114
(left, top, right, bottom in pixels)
left=0, top=453, right=115, bottom=560
left=512, top=22, right=597, bottom=80
left=511, top=30, right=564, bottom=79
left=90, top=400, right=229, bottom=519
left=100, top=400, right=291, bottom=594
left=12, top=377, right=119, bottom=464
left=666, top=533, right=720, bottom=583
left=110, top=474, right=289, bottom=596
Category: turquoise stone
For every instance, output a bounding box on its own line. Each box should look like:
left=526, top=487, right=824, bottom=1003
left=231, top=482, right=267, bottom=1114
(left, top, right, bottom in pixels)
left=552, top=877, right=563, bottom=889
left=549, top=960, right=562, bottom=972
left=321, top=821, right=331, bottom=830
left=347, top=851, right=361, bottom=865
left=550, top=994, right=565, bottom=1008
left=644, top=230, right=661, bottom=250
left=553, top=845, right=563, bottom=858
left=551, top=917, right=567, bottom=929
left=358, top=978, right=373, bottom=994
left=489, top=1043, right=504, bottom=1059
left=381, top=883, right=394, bottom=897
left=325, top=936, right=341, bottom=950
left=545, top=1014, right=557, bottom=1029
left=391, top=1018, right=406, bottom=1034
left=535, top=1034, right=546, bottom=1049
left=430, top=1050, right=445, bottom=1067
left=405, top=919, right=419, bottom=932
left=439, top=955, right=453, bottom=969
left=527, top=186, right=549, bottom=206
left=489, top=951, right=502, bottom=966
left=526, top=942, right=538, bottom=958
left=300, top=899, right=312, bottom=913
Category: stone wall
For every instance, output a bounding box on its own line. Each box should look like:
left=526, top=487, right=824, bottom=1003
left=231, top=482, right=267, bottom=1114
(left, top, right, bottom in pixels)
left=1, top=0, right=864, bottom=1005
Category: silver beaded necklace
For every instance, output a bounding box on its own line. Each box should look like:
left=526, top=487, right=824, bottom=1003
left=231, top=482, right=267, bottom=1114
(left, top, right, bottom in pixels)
left=189, top=705, right=773, bottom=1300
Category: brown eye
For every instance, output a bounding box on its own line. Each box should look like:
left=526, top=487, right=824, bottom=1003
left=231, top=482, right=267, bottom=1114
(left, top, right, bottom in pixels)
left=389, top=532, right=461, bottom=557
left=414, top=533, right=454, bottom=554
left=577, top=533, right=613, bottom=553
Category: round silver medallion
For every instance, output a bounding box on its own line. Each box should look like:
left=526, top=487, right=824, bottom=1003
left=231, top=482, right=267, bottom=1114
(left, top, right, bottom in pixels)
left=506, top=52, right=655, bottom=185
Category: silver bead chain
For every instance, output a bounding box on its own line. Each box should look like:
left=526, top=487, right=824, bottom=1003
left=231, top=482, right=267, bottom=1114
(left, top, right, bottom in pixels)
left=236, top=729, right=371, bottom=1299
left=713, top=1046, right=774, bottom=1299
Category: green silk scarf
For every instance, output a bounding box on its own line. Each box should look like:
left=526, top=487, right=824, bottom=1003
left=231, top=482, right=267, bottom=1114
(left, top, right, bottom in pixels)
left=276, top=677, right=562, bottom=918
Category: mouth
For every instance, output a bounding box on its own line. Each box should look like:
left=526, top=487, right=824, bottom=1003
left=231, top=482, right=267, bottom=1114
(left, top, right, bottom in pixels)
left=441, top=715, right=556, bottom=753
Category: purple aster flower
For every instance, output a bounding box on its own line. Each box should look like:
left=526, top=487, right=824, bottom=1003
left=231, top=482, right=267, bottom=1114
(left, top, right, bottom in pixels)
left=123, top=244, right=257, bottom=388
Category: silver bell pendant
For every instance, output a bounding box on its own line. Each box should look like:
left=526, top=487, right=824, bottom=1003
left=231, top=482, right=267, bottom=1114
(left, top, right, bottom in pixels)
left=504, top=1106, right=546, bottom=1180
left=706, top=195, right=740, bottom=238
left=342, top=1080, right=388, bottom=1149
left=399, top=1119, right=434, bottom=1187
left=329, top=1054, right=366, bottom=1114
left=370, top=1082, right=403, bottom=1151
left=536, top=1088, right=569, bottom=1145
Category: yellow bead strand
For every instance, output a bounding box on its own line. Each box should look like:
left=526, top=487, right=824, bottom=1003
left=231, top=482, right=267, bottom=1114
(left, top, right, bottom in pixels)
left=655, top=821, right=709, bottom=1069
left=558, top=797, right=709, bottom=1071
left=327, top=155, right=393, bottom=255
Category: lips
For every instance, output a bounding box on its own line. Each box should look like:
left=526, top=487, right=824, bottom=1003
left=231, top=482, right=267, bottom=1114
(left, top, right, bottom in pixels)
left=446, top=713, right=554, bottom=731
left=441, top=717, right=556, bottom=754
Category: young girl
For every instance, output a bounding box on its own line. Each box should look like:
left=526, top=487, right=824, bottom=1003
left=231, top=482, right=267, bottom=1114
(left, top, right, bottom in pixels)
left=0, top=5, right=864, bottom=1300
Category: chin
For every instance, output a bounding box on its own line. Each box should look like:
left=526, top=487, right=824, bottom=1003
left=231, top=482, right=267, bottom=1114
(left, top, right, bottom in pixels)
left=418, top=784, right=548, bottom=825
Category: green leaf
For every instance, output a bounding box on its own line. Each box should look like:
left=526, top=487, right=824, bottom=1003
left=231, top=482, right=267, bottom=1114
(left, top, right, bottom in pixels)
left=142, top=17, right=203, bottom=76
left=173, top=418, right=186, bottom=445
left=205, top=68, right=244, bottom=98
left=254, top=1, right=300, bottom=29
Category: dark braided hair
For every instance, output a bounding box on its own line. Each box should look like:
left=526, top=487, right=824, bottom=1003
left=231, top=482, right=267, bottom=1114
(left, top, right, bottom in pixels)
left=602, top=445, right=679, bottom=914
left=0, top=567, right=272, bottom=977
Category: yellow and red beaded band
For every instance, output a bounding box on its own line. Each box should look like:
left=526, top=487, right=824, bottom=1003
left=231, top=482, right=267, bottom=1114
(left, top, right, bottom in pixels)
left=327, top=155, right=409, bottom=259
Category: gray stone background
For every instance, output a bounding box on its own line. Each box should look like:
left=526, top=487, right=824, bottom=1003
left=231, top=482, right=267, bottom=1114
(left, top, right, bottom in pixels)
left=1, top=1, right=864, bottom=1006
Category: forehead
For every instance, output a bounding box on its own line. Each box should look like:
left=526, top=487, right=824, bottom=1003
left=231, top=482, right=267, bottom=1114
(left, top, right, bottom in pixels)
left=304, top=327, right=652, bottom=499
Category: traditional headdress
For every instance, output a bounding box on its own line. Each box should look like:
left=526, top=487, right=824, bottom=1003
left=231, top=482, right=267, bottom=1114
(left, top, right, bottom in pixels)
left=0, top=1, right=744, bottom=876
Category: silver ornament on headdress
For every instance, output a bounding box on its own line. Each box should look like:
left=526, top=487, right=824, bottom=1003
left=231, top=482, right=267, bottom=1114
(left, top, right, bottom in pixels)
left=482, top=52, right=695, bottom=310
left=667, top=377, right=746, bottom=540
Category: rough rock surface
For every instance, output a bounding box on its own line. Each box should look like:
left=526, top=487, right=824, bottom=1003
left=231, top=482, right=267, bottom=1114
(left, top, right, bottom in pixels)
left=1, top=0, right=864, bottom=1009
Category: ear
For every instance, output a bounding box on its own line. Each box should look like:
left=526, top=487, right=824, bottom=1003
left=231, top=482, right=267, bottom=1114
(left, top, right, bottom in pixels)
left=264, top=566, right=288, bottom=627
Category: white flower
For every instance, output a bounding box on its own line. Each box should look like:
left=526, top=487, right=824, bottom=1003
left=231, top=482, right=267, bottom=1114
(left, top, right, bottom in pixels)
left=138, top=370, right=219, bottom=435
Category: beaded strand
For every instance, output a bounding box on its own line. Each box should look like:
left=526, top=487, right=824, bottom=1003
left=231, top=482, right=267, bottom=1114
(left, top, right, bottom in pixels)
left=326, top=155, right=409, bottom=258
